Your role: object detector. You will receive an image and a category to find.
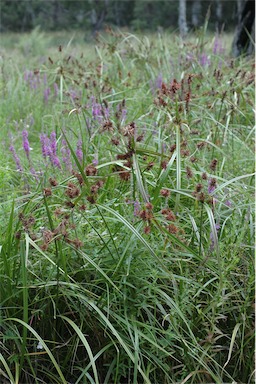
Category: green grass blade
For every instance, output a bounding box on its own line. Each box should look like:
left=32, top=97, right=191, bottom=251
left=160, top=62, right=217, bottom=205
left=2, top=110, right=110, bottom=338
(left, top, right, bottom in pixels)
left=96, top=204, right=158, bottom=258
left=132, top=153, right=149, bottom=202
left=59, top=316, right=100, bottom=384
left=0, top=353, right=15, bottom=384
left=4, top=318, right=67, bottom=384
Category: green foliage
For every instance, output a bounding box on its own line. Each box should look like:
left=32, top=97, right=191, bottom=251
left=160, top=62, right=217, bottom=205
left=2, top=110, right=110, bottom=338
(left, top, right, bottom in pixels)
left=0, top=29, right=254, bottom=383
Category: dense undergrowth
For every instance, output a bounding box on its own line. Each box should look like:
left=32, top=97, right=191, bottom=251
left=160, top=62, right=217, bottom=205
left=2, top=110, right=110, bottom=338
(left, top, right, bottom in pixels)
left=0, top=28, right=255, bottom=384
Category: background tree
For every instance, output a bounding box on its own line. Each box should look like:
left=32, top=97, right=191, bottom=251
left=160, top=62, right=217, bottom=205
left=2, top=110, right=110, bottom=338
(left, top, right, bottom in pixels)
left=191, top=0, right=202, bottom=29
left=232, top=0, right=255, bottom=56
left=0, top=0, right=251, bottom=48
left=215, top=0, right=223, bottom=32
left=179, top=0, right=188, bottom=37
left=90, top=0, right=108, bottom=36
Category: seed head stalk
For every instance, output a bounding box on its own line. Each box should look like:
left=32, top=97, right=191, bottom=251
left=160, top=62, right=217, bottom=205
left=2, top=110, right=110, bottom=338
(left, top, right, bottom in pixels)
left=199, top=202, right=204, bottom=259
left=175, top=123, right=181, bottom=213
left=59, top=73, right=63, bottom=104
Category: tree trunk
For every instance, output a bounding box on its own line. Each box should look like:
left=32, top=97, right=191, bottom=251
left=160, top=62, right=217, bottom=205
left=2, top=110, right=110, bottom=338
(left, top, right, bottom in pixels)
left=179, top=0, right=188, bottom=37
left=91, top=0, right=109, bottom=37
left=232, top=0, right=255, bottom=57
left=215, top=0, right=223, bottom=32
left=236, top=0, right=243, bottom=15
left=191, top=0, right=201, bottom=29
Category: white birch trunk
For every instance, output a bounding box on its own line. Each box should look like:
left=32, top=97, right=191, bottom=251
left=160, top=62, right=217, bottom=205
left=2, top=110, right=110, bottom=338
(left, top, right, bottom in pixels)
left=179, top=0, right=188, bottom=37
left=191, top=0, right=201, bottom=28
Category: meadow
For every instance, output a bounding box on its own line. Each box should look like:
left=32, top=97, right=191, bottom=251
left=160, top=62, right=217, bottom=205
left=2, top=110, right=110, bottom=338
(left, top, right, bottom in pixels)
left=0, top=27, right=255, bottom=384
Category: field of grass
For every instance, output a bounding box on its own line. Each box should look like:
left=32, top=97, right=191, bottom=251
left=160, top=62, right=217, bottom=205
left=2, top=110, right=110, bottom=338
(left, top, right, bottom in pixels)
left=0, top=27, right=255, bottom=384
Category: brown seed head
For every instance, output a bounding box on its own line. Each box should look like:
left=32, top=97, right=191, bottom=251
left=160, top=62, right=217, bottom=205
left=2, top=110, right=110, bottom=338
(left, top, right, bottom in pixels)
left=119, top=170, right=130, bottom=181
left=139, top=210, right=152, bottom=221
left=161, top=160, right=168, bottom=169
left=43, top=188, right=52, bottom=197
left=146, top=161, right=155, bottom=170
left=197, top=142, right=206, bottom=150
left=144, top=225, right=151, bottom=234
left=122, top=122, right=136, bottom=137
left=72, top=171, right=84, bottom=186
left=49, top=177, right=58, bottom=186
left=85, top=164, right=97, bottom=176
left=160, top=189, right=170, bottom=198
left=145, top=202, right=153, bottom=211
left=181, top=149, right=190, bottom=157
left=42, top=229, right=54, bottom=244
left=87, top=195, right=96, bottom=204
left=170, top=144, right=176, bottom=153
left=195, top=183, right=203, bottom=192
left=209, top=158, right=218, bottom=171
left=190, top=156, right=197, bottom=163
left=197, top=192, right=205, bottom=203
left=167, top=223, right=178, bottom=234
left=102, top=120, right=114, bottom=132
left=65, top=182, right=80, bottom=199
left=161, top=208, right=176, bottom=221
left=209, top=178, right=217, bottom=187
left=166, top=211, right=176, bottom=221
left=65, top=201, right=75, bottom=208
left=201, top=172, right=208, bottom=180
left=111, top=138, right=120, bottom=146
left=186, top=166, right=193, bottom=179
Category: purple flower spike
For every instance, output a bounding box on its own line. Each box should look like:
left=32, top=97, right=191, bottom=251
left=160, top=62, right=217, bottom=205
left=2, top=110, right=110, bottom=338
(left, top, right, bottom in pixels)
left=133, top=200, right=141, bottom=217
left=208, top=178, right=217, bottom=194
left=76, top=140, right=83, bottom=162
left=40, top=133, right=50, bottom=158
left=199, top=53, right=211, bottom=67
left=61, top=140, right=72, bottom=171
left=50, top=132, right=57, bottom=156
left=104, top=107, right=110, bottom=119
left=121, top=109, right=127, bottom=122
left=22, top=130, right=30, bottom=159
left=213, top=35, right=224, bottom=55
left=24, top=70, right=30, bottom=82
left=9, top=145, right=23, bottom=172
left=208, top=185, right=215, bottom=194
left=92, top=155, right=98, bottom=166
left=54, top=82, right=59, bottom=97
left=49, top=132, right=61, bottom=168
left=156, top=73, right=163, bottom=89
left=51, top=155, right=61, bottom=169
left=186, top=53, right=194, bottom=62
left=127, top=199, right=141, bottom=217
left=91, top=96, right=102, bottom=121
left=30, top=167, right=39, bottom=181
left=92, top=104, right=101, bottom=119
left=40, top=132, right=61, bottom=169
left=44, top=87, right=50, bottom=103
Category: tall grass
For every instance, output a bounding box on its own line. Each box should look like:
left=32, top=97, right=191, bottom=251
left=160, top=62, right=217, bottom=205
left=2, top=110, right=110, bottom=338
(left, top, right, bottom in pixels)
left=0, top=27, right=255, bottom=383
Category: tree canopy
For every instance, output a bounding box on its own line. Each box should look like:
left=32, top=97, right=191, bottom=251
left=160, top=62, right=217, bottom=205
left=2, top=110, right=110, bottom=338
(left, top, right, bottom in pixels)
left=0, top=0, right=241, bottom=33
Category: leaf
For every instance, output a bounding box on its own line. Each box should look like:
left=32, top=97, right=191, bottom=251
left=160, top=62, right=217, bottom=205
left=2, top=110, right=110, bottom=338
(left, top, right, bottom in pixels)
left=223, top=323, right=241, bottom=370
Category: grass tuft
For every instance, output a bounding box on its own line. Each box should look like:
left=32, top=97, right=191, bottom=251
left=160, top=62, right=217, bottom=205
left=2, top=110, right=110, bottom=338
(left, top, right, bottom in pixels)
left=0, top=28, right=254, bottom=383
